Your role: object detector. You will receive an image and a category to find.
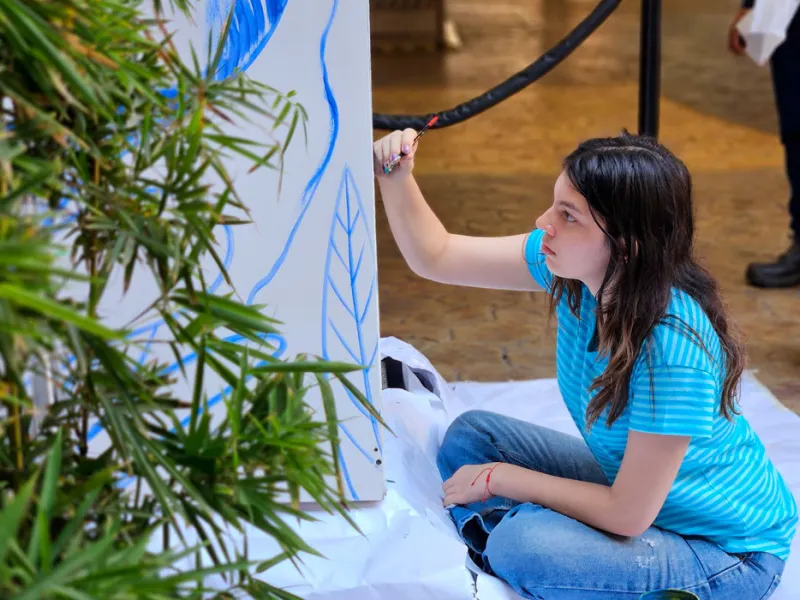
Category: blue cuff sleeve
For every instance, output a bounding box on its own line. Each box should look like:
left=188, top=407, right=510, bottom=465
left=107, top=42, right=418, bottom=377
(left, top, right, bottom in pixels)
left=523, top=229, right=554, bottom=291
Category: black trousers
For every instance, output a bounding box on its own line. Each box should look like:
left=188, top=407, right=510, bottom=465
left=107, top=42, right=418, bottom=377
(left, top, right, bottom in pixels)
left=771, top=9, right=800, bottom=239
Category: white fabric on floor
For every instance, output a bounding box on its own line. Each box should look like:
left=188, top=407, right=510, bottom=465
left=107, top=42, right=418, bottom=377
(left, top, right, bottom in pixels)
left=258, top=337, right=800, bottom=599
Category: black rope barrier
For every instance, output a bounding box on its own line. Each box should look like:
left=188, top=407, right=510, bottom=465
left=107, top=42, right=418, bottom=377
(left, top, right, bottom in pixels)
left=372, top=0, right=623, bottom=132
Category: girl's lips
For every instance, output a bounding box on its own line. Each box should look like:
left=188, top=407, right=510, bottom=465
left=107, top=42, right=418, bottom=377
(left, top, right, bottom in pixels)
left=542, top=243, right=556, bottom=257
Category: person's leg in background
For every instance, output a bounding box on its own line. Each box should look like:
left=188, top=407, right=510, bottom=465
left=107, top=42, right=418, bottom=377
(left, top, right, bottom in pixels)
left=746, top=10, right=800, bottom=288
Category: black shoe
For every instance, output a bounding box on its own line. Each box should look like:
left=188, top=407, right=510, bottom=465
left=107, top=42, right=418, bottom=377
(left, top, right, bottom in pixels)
left=746, top=242, right=800, bottom=288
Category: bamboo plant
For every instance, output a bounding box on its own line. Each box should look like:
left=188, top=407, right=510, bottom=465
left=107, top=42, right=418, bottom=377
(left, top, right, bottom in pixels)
left=0, top=0, right=380, bottom=597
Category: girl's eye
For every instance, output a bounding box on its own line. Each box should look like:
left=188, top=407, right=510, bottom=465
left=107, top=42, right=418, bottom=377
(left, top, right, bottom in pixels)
left=563, top=211, right=575, bottom=223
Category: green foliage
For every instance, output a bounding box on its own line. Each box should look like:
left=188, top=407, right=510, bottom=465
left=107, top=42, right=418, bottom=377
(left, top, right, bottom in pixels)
left=0, top=0, right=381, bottom=597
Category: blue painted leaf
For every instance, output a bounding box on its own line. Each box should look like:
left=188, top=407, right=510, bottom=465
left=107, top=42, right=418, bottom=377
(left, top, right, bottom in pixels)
left=207, top=0, right=289, bottom=80
left=321, top=166, right=381, bottom=463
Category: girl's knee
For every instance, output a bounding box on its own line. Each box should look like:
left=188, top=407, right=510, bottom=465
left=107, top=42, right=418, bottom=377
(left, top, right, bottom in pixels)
left=436, top=410, right=493, bottom=477
left=448, top=409, right=493, bottom=434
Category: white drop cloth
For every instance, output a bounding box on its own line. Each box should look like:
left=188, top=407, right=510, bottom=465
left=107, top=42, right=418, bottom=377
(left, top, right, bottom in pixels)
left=255, top=337, right=800, bottom=599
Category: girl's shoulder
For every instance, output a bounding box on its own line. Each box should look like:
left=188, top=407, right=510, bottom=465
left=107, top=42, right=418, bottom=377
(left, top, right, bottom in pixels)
left=637, top=288, right=724, bottom=376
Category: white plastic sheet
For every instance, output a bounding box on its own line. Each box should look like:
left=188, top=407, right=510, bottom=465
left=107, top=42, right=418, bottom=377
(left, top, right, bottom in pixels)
left=255, top=337, right=800, bottom=599
left=737, top=0, right=800, bottom=65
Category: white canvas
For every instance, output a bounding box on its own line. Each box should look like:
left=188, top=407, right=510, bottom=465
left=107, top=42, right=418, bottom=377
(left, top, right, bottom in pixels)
left=68, top=0, right=385, bottom=502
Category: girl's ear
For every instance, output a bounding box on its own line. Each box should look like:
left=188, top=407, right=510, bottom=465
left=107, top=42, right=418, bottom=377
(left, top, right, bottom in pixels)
left=619, top=238, right=639, bottom=262
left=617, top=237, right=628, bottom=263
left=617, top=238, right=639, bottom=264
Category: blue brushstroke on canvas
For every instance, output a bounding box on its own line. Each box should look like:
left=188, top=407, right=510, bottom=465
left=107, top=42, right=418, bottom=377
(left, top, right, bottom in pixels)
left=246, top=0, right=339, bottom=305
left=339, top=422, right=374, bottom=464
left=207, top=0, right=288, bottom=80
left=339, top=447, right=357, bottom=499
left=136, top=323, right=160, bottom=365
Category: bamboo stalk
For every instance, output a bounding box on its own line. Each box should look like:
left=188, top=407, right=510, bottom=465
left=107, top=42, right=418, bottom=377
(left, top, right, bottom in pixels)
left=2, top=382, right=24, bottom=475
left=12, top=400, right=22, bottom=471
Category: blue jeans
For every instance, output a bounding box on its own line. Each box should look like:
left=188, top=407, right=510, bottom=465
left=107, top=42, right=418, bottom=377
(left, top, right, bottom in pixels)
left=436, top=410, right=785, bottom=599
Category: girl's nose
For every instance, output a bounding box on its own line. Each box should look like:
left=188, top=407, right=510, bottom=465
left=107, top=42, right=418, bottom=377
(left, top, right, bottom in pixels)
left=535, top=212, right=556, bottom=238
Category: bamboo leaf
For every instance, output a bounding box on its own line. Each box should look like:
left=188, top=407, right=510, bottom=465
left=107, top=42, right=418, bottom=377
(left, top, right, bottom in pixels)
left=179, top=100, right=205, bottom=175
left=283, top=110, right=300, bottom=157
left=334, top=371, right=391, bottom=433
left=0, top=164, right=60, bottom=210
left=47, top=66, right=87, bottom=111
left=255, top=550, right=291, bottom=574
left=0, top=255, right=93, bottom=282
left=171, top=289, right=279, bottom=334
left=4, top=0, right=98, bottom=107
left=0, top=284, right=123, bottom=339
left=0, top=472, right=39, bottom=564
left=314, top=375, right=344, bottom=500
left=207, top=3, right=235, bottom=79
left=43, top=586, right=94, bottom=600
left=29, top=429, right=63, bottom=570
left=13, top=523, right=119, bottom=600
left=184, top=214, right=230, bottom=289
left=50, top=488, right=102, bottom=562
left=190, top=332, right=206, bottom=434
left=0, top=139, right=26, bottom=161
left=143, top=560, right=254, bottom=588
left=253, top=359, right=363, bottom=374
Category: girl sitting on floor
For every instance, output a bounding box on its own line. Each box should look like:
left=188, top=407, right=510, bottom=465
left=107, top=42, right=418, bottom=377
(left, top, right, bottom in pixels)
left=373, top=129, right=797, bottom=599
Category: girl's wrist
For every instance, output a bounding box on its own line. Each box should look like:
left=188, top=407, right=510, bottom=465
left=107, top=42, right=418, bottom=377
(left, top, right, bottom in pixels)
left=484, top=462, right=503, bottom=499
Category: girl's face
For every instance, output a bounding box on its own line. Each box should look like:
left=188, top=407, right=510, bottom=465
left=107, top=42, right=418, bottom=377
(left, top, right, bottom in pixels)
left=535, top=171, right=612, bottom=295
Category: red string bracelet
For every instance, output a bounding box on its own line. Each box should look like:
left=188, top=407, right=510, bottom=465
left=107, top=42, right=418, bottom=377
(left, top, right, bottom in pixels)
left=470, top=467, right=491, bottom=486
left=483, top=463, right=501, bottom=501
left=470, top=463, right=502, bottom=502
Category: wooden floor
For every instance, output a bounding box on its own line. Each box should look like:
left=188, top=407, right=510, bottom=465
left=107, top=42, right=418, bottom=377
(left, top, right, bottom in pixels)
left=371, top=0, right=800, bottom=413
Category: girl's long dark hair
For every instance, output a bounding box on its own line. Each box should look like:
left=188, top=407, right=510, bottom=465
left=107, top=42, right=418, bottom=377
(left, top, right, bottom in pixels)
left=550, top=132, right=745, bottom=427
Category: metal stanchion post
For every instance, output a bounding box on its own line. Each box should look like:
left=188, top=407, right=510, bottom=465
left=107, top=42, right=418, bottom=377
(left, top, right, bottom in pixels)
left=638, top=0, right=662, bottom=138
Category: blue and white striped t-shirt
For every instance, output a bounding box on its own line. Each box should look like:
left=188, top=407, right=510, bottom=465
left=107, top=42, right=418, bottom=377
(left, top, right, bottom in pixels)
left=525, top=228, right=798, bottom=560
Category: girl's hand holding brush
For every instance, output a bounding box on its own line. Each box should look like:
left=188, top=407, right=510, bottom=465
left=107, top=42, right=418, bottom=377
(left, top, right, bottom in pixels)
left=373, top=128, right=418, bottom=178
left=373, top=115, right=438, bottom=178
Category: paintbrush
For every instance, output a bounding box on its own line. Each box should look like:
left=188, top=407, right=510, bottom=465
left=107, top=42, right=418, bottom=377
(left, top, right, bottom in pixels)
left=383, top=114, right=439, bottom=174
